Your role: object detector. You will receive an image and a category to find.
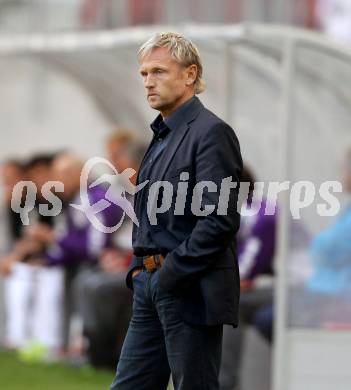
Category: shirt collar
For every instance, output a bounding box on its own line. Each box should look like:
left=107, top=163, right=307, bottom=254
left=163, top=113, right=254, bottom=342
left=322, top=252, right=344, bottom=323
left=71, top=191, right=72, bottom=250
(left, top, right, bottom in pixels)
left=150, top=95, right=197, bottom=139
left=150, top=114, right=170, bottom=139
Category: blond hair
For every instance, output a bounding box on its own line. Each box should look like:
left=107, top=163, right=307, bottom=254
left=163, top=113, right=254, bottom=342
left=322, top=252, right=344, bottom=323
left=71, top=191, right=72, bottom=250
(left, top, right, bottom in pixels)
left=138, top=32, right=206, bottom=94
left=107, top=127, right=137, bottom=145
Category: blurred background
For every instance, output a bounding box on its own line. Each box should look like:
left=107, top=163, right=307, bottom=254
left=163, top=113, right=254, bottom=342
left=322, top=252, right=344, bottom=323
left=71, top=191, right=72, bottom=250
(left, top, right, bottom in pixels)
left=0, top=1, right=351, bottom=390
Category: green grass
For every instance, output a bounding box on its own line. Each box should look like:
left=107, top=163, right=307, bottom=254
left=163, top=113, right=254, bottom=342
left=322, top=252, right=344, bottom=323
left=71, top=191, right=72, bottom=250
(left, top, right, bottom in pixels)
left=0, top=352, right=114, bottom=390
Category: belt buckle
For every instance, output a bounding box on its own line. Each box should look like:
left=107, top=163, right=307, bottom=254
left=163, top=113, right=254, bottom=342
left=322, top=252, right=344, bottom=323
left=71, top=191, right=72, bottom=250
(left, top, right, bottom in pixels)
left=143, top=256, right=155, bottom=273
left=143, top=254, right=162, bottom=273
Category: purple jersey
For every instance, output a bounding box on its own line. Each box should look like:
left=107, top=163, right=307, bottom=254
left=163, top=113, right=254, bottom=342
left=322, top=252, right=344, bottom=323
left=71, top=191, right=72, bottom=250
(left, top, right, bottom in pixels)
left=46, top=185, right=123, bottom=266
left=238, top=197, right=277, bottom=280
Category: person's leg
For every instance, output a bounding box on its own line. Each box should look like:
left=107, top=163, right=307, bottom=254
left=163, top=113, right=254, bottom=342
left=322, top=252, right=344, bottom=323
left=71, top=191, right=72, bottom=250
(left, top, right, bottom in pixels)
left=151, top=270, right=223, bottom=390
left=31, top=266, right=64, bottom=349
left=93, top=272, right=132, bottom=367
left=239, top=288, right=273, bottom=324
left=110, top=270, right=170, bottom=390
left=62, top=263, right=81, bottom=351
left=74, top=267, right=106, bottom=366
left=75, top=270, right=132, bottom=368
left=62, top=262, right=97, bottom=352
left=219, top=287, right=273, bottom=390
left=74, top=267, right=101, bottom=336
left=4, top=263, right=34, bottom=348
left=219, top=324, right=243, bottom=390
left=253, top=304, right=273, bottom=343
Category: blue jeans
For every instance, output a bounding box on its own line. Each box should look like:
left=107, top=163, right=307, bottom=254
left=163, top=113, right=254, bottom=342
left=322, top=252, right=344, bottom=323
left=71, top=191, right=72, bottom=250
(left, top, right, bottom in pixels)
left=110, top=269, right=223, bottom=390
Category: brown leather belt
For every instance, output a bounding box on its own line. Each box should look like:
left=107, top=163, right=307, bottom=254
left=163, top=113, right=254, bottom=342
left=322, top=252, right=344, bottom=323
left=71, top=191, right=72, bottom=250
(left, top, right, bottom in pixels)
left=142, top=254, right=165, bottom=272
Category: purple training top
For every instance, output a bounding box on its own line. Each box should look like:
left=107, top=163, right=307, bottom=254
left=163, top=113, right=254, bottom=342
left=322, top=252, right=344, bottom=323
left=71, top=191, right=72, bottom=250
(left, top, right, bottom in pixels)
left=238, top=196, right=277, bottom=280
left=46, top=184, right=123, bottom=266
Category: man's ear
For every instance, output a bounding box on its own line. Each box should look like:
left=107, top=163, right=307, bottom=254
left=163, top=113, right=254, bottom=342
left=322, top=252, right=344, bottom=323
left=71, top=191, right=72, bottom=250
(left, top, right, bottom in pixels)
left=185, top=64, right=197, bottom=86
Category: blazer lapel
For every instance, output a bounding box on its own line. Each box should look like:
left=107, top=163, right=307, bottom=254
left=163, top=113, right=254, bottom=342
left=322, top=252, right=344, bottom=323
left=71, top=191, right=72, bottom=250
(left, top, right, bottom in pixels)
left=134, top=97, right=204, bottom=208
left=152, top=122, right=191, bottom=182
left=151, top=97, right=205, bottom=181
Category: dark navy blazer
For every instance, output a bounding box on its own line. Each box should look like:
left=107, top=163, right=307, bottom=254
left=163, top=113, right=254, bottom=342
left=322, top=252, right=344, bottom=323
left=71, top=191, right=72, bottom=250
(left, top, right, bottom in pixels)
left=127, top=96, right=243, bottom=327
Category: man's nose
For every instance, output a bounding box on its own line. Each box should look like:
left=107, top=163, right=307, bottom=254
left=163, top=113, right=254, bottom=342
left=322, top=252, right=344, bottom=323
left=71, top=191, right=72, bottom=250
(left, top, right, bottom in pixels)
left=144, top=74, right=155, bottom=88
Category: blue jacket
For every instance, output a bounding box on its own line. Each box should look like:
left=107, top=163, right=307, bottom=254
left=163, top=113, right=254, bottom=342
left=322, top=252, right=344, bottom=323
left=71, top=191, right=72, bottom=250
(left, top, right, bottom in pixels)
left=308, top=205, right=351, bottom=294
left=127, top=96, right=243, bottom=326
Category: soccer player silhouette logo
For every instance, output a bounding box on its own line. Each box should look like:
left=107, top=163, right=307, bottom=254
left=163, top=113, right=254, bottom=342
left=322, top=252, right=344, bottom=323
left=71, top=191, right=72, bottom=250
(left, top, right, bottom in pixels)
left=71, top=157, right=148, bottom=233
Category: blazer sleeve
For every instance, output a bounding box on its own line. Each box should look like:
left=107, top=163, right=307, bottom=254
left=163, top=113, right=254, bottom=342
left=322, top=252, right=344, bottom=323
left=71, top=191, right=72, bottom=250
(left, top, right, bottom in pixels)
left=158, top=122, right=243, bottom=292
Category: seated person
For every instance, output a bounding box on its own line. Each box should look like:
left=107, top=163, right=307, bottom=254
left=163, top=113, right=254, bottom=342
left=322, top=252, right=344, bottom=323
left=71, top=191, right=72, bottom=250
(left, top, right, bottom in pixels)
left=0, top=156, right=56, bottom=276
left=246, top=148, right=351, bottom=337
left=219, top=165, right=277, bottom=390
left=308, top=148, right=351, bottom=294
left=1, top=152, right=123, bottom=356
left=0, top=155, right=59, bottom=350
left=74, top=132, right=146, bottom=368
left=0, top=159, right=26, bottom=277
left=75, top=227, right=133, bottom=368
left=290, top=148, right=351, bottom=328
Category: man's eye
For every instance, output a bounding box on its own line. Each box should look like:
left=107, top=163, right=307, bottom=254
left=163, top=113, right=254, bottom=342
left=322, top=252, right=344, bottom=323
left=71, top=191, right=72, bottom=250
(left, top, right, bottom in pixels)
left=155, top=69, right=163, bottom=74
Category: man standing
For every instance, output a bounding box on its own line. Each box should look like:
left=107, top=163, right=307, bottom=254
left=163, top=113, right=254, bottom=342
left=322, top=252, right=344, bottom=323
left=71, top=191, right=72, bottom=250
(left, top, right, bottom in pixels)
left=110, top=32, right=243, bottom=390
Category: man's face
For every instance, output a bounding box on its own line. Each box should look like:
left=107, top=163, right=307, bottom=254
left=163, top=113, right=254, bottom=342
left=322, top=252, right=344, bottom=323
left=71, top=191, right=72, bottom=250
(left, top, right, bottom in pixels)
left=0, top=164, right=24, bottom=204
left=106, top=140, right=129, bottom=172
left=27, top=164, right=51, bottom=192
left=139, top=47, right=195, bottom=115
left=51, top=157, right=81, bottom=201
